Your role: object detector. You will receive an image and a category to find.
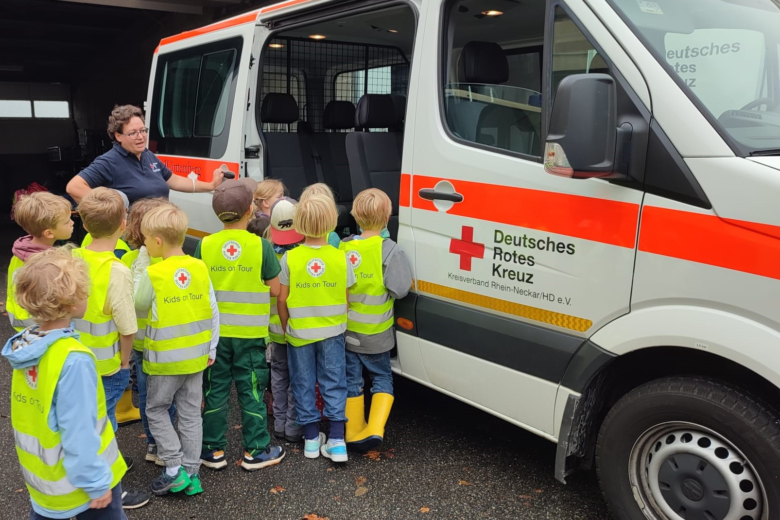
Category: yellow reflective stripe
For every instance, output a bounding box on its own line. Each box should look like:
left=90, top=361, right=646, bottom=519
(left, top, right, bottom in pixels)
left=72, top=319, right=117, bottom=336
left=221, top=313, right=269, bottom=327
left=288, top=304, right=346, bottom=319
left=348, top=308, right=394, bottom=324
left=348, top=293, right=391, bottom=305
left=215, top=290, right=270, bottom=304
left=144, top=342, right=210, bottom=364
left=147, top=319, right=211, bottom=341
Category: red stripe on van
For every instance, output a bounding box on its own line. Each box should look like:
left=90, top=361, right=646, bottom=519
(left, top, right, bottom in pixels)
left=399, top=173, right=411, bottom=209
left=409, top=175, right=640, bottom=248
left=159, top=12, right=258, bottom=47
left=639, top=206, right=780, bottom=280
left=157, top=155, right=239, bottom=184
left=261, top=0, right=313, bottom=13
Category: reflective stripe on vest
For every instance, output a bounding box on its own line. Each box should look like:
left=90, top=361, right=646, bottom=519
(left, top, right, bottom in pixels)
left=269, top=252, right=286, bottom=344
left=124, top=252, right=161, bottom=351
left=340, top=236, right=395, bottom=335
left=11, top=336, right=126, bottom=512
left=200, top=230, right=271, bottom=339
left=71, top=249, right=122, bottom=375
left=7, top=255, right=34, bottom=332
left=286, top=245, right=348, bottom=347
left=145, top=256, right=212, bottom=376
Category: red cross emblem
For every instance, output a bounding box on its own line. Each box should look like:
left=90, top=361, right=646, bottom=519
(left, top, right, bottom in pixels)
left=222, top=240, right=242, bottom=261
left=29, top=366, right=37, bottom=382
left=25, top=365, right=38, bottom=389
left=306, top=258, right=326, bottom=277
left=174, top=268, right=192, bottom=289
left=449, top=226, right=485, bottom=271
left=347, top=250, right=361, bottom=269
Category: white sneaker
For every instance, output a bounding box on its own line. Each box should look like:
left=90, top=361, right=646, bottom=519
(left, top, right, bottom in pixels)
left=304, top=432, right=326, bottom=459
left=321, top=438, right=348, bottom=463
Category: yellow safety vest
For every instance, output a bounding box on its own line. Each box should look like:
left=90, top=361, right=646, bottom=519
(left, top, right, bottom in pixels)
left=144, top=255, right=212, bottom=375
left=340, top=236, right=394, bottom=335
left=269, top=252, right=285, bottom=344
left=71, top=248, right=121, bottom=376
left=12, top=336, right=126, bottom=512
left=200, top=230, right=271, bottom=339
left=286, top=245, right=348, bottom=347
left=81, top=234, right=130, bottom=254
left=122, top=250, right=161, bottom=352
left=6, top=256, right=36, bottom=332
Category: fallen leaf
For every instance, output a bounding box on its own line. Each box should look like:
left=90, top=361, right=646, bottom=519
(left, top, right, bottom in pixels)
left=458, top=480, right=472, bottom=486
left=535, top=489, right=543, bottom=493
left=233, top=424, right=242, bottom=430
left=138, top=433, right=147, bottom=439
left=355, top=476, right=367, bottom=486
left=364, top=450, right=381, bottom=461
left=384, top=451, right=395, bottom=459
left=355, top=486, right=368, bottom=497
left=270, top=485, right=286, bottom=494
left=292, top=448, right=301, bottom=454
left=519, top=495, right=532, bottom=500
left=524, top=502, right=531, bottom=507
left=420, top=507, right=430, bottom=513
left=329, top=479, right=336, bottom=483
left=16, top=488, right=24, bottom=493
left=2, top=312, right=7, bottom=316
left=326, top=467, right=333, bottom=472
left=235, top=459, right=242, bottom=466
left=463, top=467, right=469, bottom=471
left=302, top=515, right=329, bottom=520
left=333, top=496, right=340, bottom=501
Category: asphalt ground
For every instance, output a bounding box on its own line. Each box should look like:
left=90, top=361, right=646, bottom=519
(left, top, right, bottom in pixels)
left=0, top=223, right=611, bottom=520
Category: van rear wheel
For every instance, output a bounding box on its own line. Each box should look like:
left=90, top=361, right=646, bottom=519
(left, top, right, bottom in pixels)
left=596, top=377, right=780, bottom=520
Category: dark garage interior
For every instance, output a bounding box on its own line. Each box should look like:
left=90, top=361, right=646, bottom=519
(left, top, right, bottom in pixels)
left=0, top=0, right=272, bottom=227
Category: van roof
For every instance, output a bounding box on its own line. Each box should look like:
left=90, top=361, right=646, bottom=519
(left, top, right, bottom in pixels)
left=156, top=0, right=332, bottom=50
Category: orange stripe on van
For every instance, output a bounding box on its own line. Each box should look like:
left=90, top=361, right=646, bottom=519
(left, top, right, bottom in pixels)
left=639, top=206, right=780, bottom=280
left=159, top=11, right=258, bottom=47
left=261, top=0, right=313, bottom=13
left=399, top=173, right=411, bottom=209
left=408, top=175, right=640, bottom=248
left=156, top=155, right=239, bottom=184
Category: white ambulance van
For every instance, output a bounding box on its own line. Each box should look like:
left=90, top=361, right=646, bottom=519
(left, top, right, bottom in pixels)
left=147, top=0, right=780, bottom=517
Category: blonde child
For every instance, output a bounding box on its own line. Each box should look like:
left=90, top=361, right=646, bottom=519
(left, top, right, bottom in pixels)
left=133, top=204, right=219, bottom=496
left=7, top=192, right=74, bottom=332
left=3, top=247, right=129, bottom=520
left=122, top=197, right=176, bottom=465
left=340, top=189, right=412, bottom=452
left=277, top=194, right=355, bottom=462
left=248, top=179, right=286, bottom=237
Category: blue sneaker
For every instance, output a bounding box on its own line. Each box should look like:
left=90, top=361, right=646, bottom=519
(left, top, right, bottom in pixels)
left=241, top=446, right=286, bottom=471
left=321, top=438, right=348, bottom=463
left=304, top=432, right=326, bottom=459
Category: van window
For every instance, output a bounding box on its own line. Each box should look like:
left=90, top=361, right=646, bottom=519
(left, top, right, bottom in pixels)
left=442, top=0, right=544, bottom=157
left=608, top=0, right=780, bottom=156
left=551, top=6, right=609, bottom=102
left=150, top=37, right=242, bottom=158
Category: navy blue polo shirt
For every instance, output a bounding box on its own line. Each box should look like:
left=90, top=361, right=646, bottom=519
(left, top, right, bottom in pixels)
left=78, top=143, right=173, bottom=203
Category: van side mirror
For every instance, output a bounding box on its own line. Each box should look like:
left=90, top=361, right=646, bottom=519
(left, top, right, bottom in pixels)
left=544, top=74, right=625, bottom=180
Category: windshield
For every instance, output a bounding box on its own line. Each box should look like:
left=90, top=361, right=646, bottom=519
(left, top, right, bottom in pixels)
left=609, top=0, right=780, bottom=155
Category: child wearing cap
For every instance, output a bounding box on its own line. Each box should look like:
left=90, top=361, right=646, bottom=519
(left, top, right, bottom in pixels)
left=340, top=188, right=412, bottom=452
left=133, top=204, right=218, bottom=497
left=277, top=193, right=355, bottom=463
left=258, top=196, right=305, bottom=443
left=195, top=178, right=286, bottom=471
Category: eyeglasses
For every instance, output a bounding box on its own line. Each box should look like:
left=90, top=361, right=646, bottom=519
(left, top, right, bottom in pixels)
left=122, top=128, right=149, bottom=139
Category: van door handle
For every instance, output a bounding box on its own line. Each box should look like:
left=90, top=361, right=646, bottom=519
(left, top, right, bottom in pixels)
left=418, top=189, right=463, bottom=203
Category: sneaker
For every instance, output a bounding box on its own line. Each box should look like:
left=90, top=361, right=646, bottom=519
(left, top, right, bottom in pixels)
left=150, top=467, right=191, bottom=496
left=273, top=429, right=286, bottom=440
left=304, top=432, right=326, bottom=459
left=200, top=449, right=228, bottom=470
left=184, top=473, right=203, bottom=496
left=241, top=446, right=286, bottom=471
left=285, top=433, right=303, bottom=443
left=124, top=455, right=134, bottom=472
left=321, top=438, right=348, bottom=463
left=121, top=489, right=151, bottom=509
left=145, top=444, right=158, bottom=463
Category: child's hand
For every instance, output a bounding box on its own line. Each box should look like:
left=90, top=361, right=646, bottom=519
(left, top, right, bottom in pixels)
left=89, top=489, right=112, bottom=509
left=208, top=358, right=215, bottom=367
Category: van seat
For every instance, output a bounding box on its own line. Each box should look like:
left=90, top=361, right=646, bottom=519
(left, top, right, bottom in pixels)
left=260, top=93, right=318, bottom=199
left=313, top=101, right=355, bottom=209
left=346, top=94, right=402, bottom=238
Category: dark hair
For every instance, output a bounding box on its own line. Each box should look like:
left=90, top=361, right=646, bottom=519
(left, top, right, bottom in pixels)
left=107, top=104, right=144, bottom=141
left=247, top=212, right=270, bottom=238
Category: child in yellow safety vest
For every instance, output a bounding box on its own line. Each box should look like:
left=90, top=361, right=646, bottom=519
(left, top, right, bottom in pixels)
left=2, top=247, right=130, bottom=519
left=340, top=189, right=412, bottom=452
left=278, top=194, right=356, bottom=463
left=7, top=192, right=74, bottom=332
left=133, top=204, right=219, bottom=497
left=121, top=197, right=176, bottom=466
left=196, top=178, right=286, bottom=472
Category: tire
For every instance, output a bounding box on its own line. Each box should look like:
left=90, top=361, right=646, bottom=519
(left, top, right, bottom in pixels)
left=596, top=377, right=780, bottom=520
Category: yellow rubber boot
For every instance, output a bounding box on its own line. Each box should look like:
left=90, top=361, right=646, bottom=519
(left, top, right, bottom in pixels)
left=345, top=395, right=367, bottom=443
left=350, top=393, right=394, bottom=453
left=116, top=388, right=141, bottom=426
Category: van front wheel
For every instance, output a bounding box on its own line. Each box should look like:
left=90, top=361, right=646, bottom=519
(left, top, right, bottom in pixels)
left=596, top=377, right=779, bottom=520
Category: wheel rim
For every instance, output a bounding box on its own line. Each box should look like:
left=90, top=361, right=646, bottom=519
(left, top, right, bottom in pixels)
left=628, top=421, right=767, bottom=520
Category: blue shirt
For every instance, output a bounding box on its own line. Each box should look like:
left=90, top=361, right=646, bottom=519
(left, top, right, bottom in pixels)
left=78, top=143, right=172, bottom=203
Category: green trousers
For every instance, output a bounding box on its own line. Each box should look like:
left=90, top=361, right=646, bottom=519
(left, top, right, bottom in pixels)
left=202, top=337, right=270, bottom=455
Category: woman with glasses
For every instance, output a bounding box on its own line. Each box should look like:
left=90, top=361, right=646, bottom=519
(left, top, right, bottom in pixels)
left=66, top=104, right=224, bottom=204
